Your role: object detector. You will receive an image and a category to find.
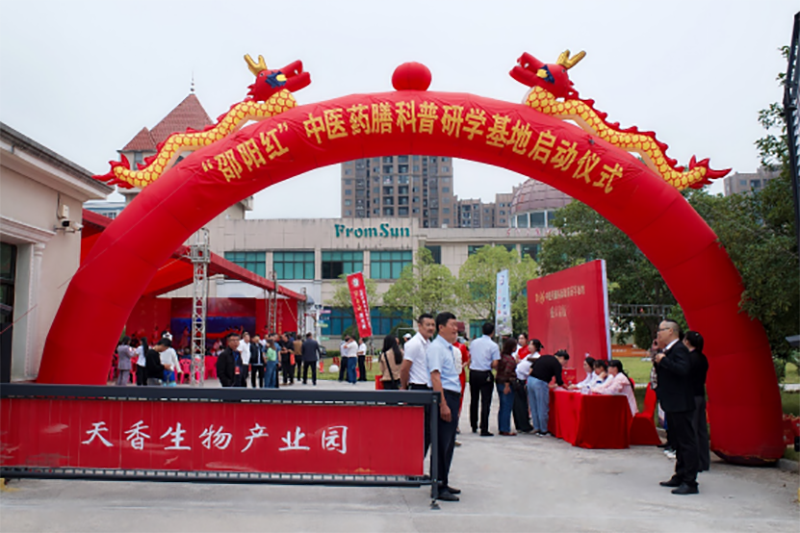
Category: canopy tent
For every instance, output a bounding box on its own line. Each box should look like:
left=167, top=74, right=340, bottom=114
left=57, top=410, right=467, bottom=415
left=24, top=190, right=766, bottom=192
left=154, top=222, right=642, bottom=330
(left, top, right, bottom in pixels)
left=81, top=209, right=306, bottom=301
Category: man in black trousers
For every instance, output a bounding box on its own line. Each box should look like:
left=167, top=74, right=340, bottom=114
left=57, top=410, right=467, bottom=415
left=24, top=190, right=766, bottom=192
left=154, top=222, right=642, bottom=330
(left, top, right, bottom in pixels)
left=468, top=323, right=500, bottom=436
left=654, top=319, right=699, bottom=495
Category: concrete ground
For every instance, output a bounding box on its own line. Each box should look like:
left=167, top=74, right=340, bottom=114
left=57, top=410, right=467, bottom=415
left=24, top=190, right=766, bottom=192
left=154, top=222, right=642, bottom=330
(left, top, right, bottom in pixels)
left=1, top=378, right=798, bottom=532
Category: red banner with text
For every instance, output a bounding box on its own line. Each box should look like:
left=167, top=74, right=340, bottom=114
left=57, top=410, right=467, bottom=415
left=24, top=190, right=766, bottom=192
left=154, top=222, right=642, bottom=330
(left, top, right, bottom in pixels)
left=347, top=272, right=373, bottom=339
left=527, top=260, right=611, bottom=383
left=0, top=399, right=423, bottom=475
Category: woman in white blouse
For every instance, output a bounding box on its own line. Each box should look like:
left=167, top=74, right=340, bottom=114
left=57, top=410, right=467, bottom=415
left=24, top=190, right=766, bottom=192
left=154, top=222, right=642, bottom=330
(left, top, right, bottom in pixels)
left=591, top=359, right=638, bottom=415
left=569, top=357, right=596, bottom=390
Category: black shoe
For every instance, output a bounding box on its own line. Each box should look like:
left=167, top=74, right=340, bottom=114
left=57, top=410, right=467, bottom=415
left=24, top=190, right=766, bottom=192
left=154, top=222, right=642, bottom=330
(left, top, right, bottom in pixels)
left=536, top=431, right=551, bottom=437
left=480, top=432, right=494, bottom=437
left=659, top=479, right=682, bottom=488
left=471, top=428, right=477, bottom=434
left=435, top=490, right=460, bottom=502
left=671, top=483, right=699, bottom=495
left=445, top=485, right=461, bottom=494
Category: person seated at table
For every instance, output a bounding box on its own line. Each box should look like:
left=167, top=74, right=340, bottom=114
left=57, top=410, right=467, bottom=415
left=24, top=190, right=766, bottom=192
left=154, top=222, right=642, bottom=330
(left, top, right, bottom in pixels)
left=592, top=359, right=610, bottom=387
left=568, top=356, right=596, bottom=391
left=591, top=359, right=638, bottom=416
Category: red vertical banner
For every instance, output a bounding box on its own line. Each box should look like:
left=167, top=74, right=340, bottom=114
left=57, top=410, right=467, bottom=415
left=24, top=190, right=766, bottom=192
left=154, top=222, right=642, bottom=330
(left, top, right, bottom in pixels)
left=347, top=272, right=373, bottom=339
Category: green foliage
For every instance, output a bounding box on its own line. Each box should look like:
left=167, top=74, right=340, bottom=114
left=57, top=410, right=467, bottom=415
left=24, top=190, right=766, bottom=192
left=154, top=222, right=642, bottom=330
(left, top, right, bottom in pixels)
left=456, top=245, right=538, bottom=327
left=325, top=274, right=380, bottom=310
left=538, top=202, right=675, bottom=344
left=382, top=247, right=459, bottom=317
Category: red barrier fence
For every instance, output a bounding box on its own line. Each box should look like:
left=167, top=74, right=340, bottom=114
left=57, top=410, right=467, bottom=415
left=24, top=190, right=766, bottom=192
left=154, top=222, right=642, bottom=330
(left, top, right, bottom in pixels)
left=0, top=385, right=436, bottom=487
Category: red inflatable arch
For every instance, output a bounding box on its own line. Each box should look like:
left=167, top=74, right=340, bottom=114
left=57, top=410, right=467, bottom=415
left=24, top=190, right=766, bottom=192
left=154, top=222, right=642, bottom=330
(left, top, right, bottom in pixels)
left=39, top=61, right=783, bottom=462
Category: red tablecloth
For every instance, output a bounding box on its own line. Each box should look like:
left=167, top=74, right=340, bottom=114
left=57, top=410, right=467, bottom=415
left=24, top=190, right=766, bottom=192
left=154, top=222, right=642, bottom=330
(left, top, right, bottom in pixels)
left=548, top=389, right=632, bottom=449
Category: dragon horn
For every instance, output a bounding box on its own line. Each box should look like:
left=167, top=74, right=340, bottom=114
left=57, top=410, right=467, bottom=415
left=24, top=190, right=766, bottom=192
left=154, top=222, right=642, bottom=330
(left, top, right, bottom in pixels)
left=557, top=50, right=586, bottom=70
left=244, top=54, right=268, bottom=76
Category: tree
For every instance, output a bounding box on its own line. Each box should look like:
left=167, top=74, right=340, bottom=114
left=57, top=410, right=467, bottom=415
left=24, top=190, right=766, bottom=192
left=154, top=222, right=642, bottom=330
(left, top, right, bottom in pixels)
left=382, top=247, right=459, bottom=318
left=456, top=245, right=538, bottom=332
left=537, top=201, right=676, bottom=348
left=325, top=274, right=381, bottom=313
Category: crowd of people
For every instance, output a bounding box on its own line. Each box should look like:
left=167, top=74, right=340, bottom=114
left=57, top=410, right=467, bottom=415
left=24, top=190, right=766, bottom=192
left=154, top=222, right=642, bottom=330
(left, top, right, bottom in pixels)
left=215, top=331, right=323, bottom=388
left=115, top=314, right=709, bottom=500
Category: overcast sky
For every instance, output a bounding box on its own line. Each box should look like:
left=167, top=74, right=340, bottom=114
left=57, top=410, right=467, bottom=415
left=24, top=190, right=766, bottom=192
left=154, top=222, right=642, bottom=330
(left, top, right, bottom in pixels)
left=1, top=1, right=796, bottom=218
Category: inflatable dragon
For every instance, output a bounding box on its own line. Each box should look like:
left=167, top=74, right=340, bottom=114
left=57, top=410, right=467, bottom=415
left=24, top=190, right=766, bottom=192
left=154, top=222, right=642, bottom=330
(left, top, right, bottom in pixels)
left=96, top=55, right=310, bottom=189
left=510, top=50, right=729, bottom=190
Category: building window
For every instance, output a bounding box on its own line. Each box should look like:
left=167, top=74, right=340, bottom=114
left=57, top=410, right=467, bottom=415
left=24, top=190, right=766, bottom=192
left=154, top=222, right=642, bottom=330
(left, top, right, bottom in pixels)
left=383, top=165, right=393, bottom=173
left=413, top=165, right=420, bottom=172
left=371, top=307, right=411, bottom=336
left=344, top=210, right=352, bottom=216
left=516, top=214, right=529, bottom=228
left=547, top=210, right=557, bottom=226
left=443, top=218, right=449, bottom=225
left=398, top=155, right=409, bottom=163
left=224, top=251, right=265, bottom=277
left=398, top=175, right=409, bottom=184
left=383, top=156, right=393, bottom=163
left=383, top=197, right=394, bottom=205
left=344, top=189, right=352, bottom=195
left=370, top=250, right=412, bottom=279
left=442, top=187, right=450, bottom=193
left=530, top=212, right=546, bottom=227
left=383, top=186, right=394, bottom=195
left=344, top=199, right=352, bottom=206
left=274, top=251, right=314, bottom=280
left=413, top=207, right=420, bottom=213
left=326, top=307, right=353, bottom=336
left=322, top=251, right=363, bottom=279
left=443, top=197, right=450, bottom=204
left=398, top=207, right=409, bottom=216
left=521, top=243, right=541, bottom=261
left=373, top=208, right=380, bottom=215
left=373, top=187, right=380, bottom=194
left=442, top=208, right=450, bottom=214
left=383, top=207, right=394, bottom=216
left=468, top=245, right=488, bottom=256
left=442, top=166, right=449, bottom=172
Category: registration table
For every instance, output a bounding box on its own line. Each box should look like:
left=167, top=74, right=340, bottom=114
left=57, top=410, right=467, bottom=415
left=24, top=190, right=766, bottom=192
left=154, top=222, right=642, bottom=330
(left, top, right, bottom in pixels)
left=547, top=389, right=632, bottom=449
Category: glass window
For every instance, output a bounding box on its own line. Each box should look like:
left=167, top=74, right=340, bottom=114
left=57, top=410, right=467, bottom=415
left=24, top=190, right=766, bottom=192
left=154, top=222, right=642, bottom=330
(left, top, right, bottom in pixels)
left=413, top=165, right=420, bottom=172
left=398, top=206, right=409, bottom=216
left=224, top=251, right=266, bottom=277
left=442, top=208, right=450, bottom=214
left=442, top=166, right=449, bottom=172
left=468, top=245, right=488, bottom=256
left=530, top=212, right=546, bottom=227
left=273, top=251, right=315, bottom=280
left=322, top=251, right=363, bottom=279
left=383, top=207, right=394, bottom=216
left=383, top=156, right=393, bottom=163
left=398, top=175, right=409, bottom=184
left=344, top=189, right=352, bottom=195
left=547, top=210, right=557, bottom=226
left=344, top=210, right=352, bottom=216
left=383, top=186, right=394, bottom=195
left=370, top=250, right=412, bottom=279
left=398, top=155, right=409, bottom=163
left=383, top=197, right=394, bottom=205
left=373, top=187, right=380, bottom=194
left=442, top=187, right=450, bottom=193
left=344, top=199, right=352, bottom=206
left=326, top=307, right=353, bottom=336
left=516, top=214, right=529, bottom=228
left=425, top=245, right=441, bottom=264
left=521, top=243, right=541, bottom=261
left=370, top=307, right=412, bottom=336
left=383, top=165, right=393, bottom=173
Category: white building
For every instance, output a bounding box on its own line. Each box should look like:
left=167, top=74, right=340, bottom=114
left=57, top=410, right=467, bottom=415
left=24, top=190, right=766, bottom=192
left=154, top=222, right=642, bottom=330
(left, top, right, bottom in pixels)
left=0, top=123, right=112, bottom=381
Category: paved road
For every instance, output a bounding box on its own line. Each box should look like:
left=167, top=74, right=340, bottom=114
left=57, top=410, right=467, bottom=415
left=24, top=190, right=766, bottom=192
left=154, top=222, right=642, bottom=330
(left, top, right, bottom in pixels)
left=2, top=379, right=798, bottom=532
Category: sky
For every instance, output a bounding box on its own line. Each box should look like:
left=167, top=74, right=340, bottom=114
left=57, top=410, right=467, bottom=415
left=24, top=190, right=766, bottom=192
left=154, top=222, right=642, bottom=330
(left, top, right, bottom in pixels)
left=1, top=0, right=797, bottom=219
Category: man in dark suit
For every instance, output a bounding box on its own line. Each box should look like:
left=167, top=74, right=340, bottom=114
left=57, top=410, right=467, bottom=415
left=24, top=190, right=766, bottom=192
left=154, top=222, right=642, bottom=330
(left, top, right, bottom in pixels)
left=654, top=320, right=699, bottom=495
left=301, top=333, right=322, bottom=385
left=217, top=333, right=242, bottom=388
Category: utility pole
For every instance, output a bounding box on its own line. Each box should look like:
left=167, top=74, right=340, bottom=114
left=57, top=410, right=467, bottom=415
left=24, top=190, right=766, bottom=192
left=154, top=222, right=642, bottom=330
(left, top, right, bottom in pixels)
left=189, top=228, right=210, bottom=386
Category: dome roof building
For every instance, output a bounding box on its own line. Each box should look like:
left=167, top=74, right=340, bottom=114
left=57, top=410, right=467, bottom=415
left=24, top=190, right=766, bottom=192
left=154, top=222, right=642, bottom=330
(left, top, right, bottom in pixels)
left=509, top=180, right=572, bottom=229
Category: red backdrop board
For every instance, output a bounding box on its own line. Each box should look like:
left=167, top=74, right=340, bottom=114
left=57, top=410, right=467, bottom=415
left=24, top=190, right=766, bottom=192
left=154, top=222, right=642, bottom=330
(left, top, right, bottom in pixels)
left=527, top=260, right=611, bottom=383
left=0, top=398, right=424, bottom=476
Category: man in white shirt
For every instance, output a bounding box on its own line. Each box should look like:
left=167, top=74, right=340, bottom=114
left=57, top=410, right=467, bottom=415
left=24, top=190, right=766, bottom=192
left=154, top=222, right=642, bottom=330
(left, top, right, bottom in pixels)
left=399, top=314, right=436, bottom=455
left=357, top=338, right=368, bottom=382
left=468, top=323, right=500, bottom=436
left=237, top=332, right=252, bottom=387
left=400, top=314, right=436, bottom=391
left=341, top=335, right=359, bottom=384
